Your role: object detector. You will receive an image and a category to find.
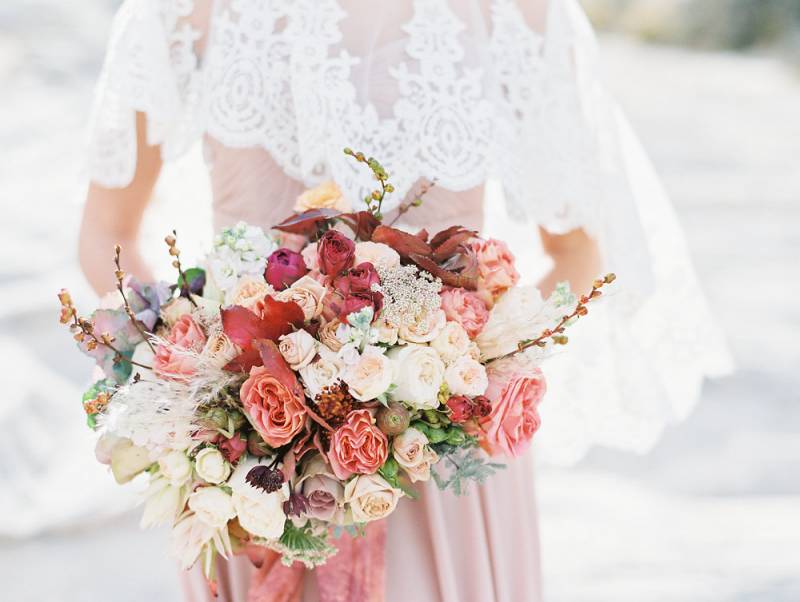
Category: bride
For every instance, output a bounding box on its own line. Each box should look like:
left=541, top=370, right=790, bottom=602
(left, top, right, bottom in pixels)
left=78, top=0, right=730, bottom=600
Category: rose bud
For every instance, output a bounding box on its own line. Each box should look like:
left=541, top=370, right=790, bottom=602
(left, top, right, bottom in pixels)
left=247, top=430, right=271, bottom=457
left=317, top=230, right=355, bottom=276
left=265, top=248, right=308, bottom=290
left=376, top=402, right=411, bottom=436
left=446, top=395, right=473, bottom=423
left=472, top=395, right=492, bottom=418
left=340, top=291, right=383, bottom=322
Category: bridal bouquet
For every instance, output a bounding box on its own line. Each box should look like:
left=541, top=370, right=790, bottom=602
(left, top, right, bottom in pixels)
left=59, top=150, right=613, bottom=583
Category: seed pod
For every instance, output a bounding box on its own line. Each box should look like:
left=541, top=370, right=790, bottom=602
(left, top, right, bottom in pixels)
left=376, top=402, right=410, bottom=436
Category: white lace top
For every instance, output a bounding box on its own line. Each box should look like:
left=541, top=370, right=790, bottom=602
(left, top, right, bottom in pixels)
left=88, top=0, right=732, bottom=464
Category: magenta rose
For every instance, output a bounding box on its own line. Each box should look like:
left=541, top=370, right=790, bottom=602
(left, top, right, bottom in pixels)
left=265, top=248, right=308, bottom=290
left=327, top=409, right=389, bottom=479
left=479, top=358, right=546, bottom=457
left=153, top=314, right=207, bottom=380
left=317, top=230, right=355, bottom=276
left=440, top=287, right=490, bottom=339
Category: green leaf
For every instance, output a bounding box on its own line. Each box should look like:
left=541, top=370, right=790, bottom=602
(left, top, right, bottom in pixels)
left=177, top=267, right=206, bottom=296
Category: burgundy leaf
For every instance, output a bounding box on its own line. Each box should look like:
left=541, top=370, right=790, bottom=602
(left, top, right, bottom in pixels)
left=410, top=253, right=478, bottom=290
left=337, top=211, right=381, bottom=241
left=431, top=230, right=477, bottom=262
left=430, top=225, right=475, bottom=249
left=273, top=208, right=341, bottom=236
left=371, top=225, right=432, bottom=260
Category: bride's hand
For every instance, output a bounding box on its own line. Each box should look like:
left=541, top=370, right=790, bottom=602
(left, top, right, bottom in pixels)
left=79, top=112, right=161, bottom=295
left=536, top=227, right=602, bottom=297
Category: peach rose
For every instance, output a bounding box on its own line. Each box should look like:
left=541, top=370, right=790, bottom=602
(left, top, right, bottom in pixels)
left=440, top=287, right=490, bottom=339
left=341, top=347, right=394, bottom=401
left=275, top=275, right=327, bottom=321
left=444, top=356, right=489, bottom=397
left=343, top=473, right=402, bottom=523
left=301, top=242, right=320, bottom=271
left=241, top=365, right=307, bottom=447
left=318, top=318, right=345, bottom=352
left=278, top=329, right=318, bottom=370
left=480, top=357, right=546, bottom=458
left=354, top=241, right=401, bottom=269
left=224, top=275, right=274, bottom=311
left=470, top=238, right=520, bottom=304
left=328, top=409, right=388, bottom=479
left=392, top=427, right=439, bottom=483
left=294, top=181, right=351, bottom=213
left=398, top=309, right=446, bottom=344
left=153, top=315, right=207, bottom=380
left=430, top=321, right=470, bottom=364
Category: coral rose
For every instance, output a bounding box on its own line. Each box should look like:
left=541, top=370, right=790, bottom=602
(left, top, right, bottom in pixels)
left=480, top=356, right=546, bottom=457
left=470, top=238, right=520, bottom=304
left=241, top=365, right=307, bottom=447
left=153, top=315, right=207, bottom=380
left=440, top=288, right=490, bottom=339
left=327, top=409, right=388, bottom=479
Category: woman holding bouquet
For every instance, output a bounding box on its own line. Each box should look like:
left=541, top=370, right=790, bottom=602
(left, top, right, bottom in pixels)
left=79, top=0, right=728, bottom=600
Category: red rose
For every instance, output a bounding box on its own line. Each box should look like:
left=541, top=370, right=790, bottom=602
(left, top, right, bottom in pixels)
left=317, top=230, right=355, bottom=276
left=471, top=395, right=492, bottom=418
left=341, top=291, right=383, bottom=322
left=334, top=262, right=380, bottom=296
left=265, top=248, right=308, bottom=290
left=446, top=395, right=473, bottom=423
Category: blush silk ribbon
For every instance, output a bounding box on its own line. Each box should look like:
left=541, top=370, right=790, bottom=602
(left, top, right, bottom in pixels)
left=246, top=520, right=387, bottom=602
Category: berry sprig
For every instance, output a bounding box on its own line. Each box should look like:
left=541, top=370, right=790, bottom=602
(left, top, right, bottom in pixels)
left=113, top=244, right=157, bottom=354
left=165, top=230, right=198, bottom=307
left=343, top=147, right=394, bottom=220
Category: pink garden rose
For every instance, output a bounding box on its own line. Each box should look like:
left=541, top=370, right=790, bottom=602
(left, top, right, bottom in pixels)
left=265, top=248, right=308, bottom=290
left=470, top=238, right=520, bottom=304
left=440, top=287, right=490, bottom=339
left=328, top=409, right=388, bottom=479
left=241, top=365, right=307, bottom=447
left=153, top=315, right=207, bottom=380
left=317, top=230, right=355, bottom=276
left=479, top=358, right=546, bottom=457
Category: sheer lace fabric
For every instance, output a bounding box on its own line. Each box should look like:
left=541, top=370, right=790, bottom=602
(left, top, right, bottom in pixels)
left=87, top=0, right=732, bottom=465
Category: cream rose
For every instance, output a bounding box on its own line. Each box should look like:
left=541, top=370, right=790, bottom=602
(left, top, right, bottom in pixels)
left=342, top=346, right=394, bottom=401
left=160, top=297, right=194, bottom=327
left=299, top=347, right=343, bottom=398
left=224, top=274, right=274, bottom=310
left=392, top=428, right=439, bottom=483
left=430, top=321, right=471, bottom=364
left=158, top=450, right=193, bottom=487
left=387, top=344, right=445, bottom=410
left=229, top=459, right=288, bottom=540
left=372, top=317, right=399, bottom=346
left=201, top=331, right=240, bottom=369
left=195, top=447, right=231, bottom=484
left=445, top=356, right=489, bottom=397
left=188, top=486, right=236, bottom=529
left=318, top=319, right=345, bottom=352
left=294, top=181, right=351, bottom=212
left=344, top=474, right=402, bottom=523
left=398, top=309, right=446, bottom=344
left=278, top=329, right=318, bottom=370
left=275, top=275, right=327, bottom=321
left=354, top=241, right=401, bottom=269
left=475, top=286, right=547, bottom=360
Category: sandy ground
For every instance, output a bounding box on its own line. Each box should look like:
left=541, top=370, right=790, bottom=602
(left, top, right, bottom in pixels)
left=0, top=2, right=798, bottom=600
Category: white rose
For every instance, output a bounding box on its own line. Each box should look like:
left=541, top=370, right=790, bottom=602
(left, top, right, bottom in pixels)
left=354, top=242, right=401, bottom=269
left=392, top=428, right=438, bottom=483
left=195, top=447, right=231, bottom=485
left=475, top=286, right=548, bottom=360
left=299, top=347, right=342, bottom=398
left=229, top=459, right=288, bottom=540
left=160, top=297, right=194, bottom=327
left=110, top=438, right=153, bottom=484
left=278, top=329, right=318, bottom=370
left=445, top=356, right=489, bottom=397
left=341, top=346, right=394, bottom=401
left=170, top=514, right=216, bottom=570
left=158, top=450, right=193, bottom=487
left=275, top=275, right=327, bottom=321
left=398, top=309, right=446, bottom=344
left=387, top=344, right=445, bottom=409
left=201, top=331, right=240, bottom=369
left=224, top=274, right=274, bottom=310
left=430, top=321, right=470, bottom=364
left=141, top=476, right=185, bottom=528
left=188, top=486, right=236, bottom=529
left=371, top=317, right=399, bottom=346
left=344, top=474, right=402, bottom=523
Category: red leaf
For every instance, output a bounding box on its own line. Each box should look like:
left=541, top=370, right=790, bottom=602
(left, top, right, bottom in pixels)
left=431, top=229, right=477, bottom=262
left=253, top=339, right=302, bottom=392
left=430, top=225, right=470, bottom=249
left=371, top=225, right=432, bottom=260
left=221, top=299, right=304, bottom=349
left=338, top=211, right=381, bottom=241
left=223, top=348, right=262, bottom=373
left=273, top=208, right=341, bottom=236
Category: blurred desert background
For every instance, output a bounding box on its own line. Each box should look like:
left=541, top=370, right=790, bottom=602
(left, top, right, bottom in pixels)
left=1, top=1, right=798, bottom=600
